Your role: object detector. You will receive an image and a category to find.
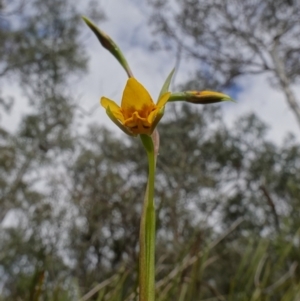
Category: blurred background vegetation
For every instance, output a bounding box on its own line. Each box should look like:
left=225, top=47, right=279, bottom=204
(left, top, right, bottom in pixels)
left=1, top=0, right=300, bottom=300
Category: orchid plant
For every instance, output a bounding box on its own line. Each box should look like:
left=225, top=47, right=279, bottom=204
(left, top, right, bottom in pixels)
left=83, top=16, right=233, bottom=301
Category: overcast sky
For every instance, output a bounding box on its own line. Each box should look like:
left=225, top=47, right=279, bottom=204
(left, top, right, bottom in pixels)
left=2, top=0, right=299, bottom=144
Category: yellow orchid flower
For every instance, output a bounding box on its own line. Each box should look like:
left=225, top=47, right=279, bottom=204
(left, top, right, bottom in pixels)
left=101, top=78, right=170, bottom=136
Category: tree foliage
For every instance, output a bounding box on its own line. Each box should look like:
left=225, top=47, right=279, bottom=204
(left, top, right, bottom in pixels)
left=0, top=0, right=300, bottom=300
left=147, top=0, right=300, bottom=128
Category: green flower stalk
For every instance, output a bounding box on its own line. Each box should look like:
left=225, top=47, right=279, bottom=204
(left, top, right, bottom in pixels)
left=139, top=134, right=156, bottom=301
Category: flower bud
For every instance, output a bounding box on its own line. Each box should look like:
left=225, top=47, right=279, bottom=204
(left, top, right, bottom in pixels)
left=168, top=90, right=234, bottom=104
left=82, top=16, right=133, bottom=78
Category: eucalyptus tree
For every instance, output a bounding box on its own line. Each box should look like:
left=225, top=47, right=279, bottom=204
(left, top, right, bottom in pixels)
left=0, top=0, right=104, bottom=298
left=147, top=0, right=300, bottom=128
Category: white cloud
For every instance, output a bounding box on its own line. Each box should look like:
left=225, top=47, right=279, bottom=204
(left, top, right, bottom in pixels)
left=0, top=80, right=31, bottom=133
left=223, top=75, right=299, bottom=143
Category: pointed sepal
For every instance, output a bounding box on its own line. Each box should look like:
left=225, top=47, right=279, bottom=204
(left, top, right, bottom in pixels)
left=158, top=68, right=175, bottom=100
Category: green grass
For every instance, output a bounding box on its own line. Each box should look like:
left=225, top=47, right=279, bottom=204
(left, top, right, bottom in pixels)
left=2, top=225, right=299, bottom=301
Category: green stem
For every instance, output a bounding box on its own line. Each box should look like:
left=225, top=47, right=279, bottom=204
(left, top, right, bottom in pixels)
left=139, top=134, right=157, bottom=301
